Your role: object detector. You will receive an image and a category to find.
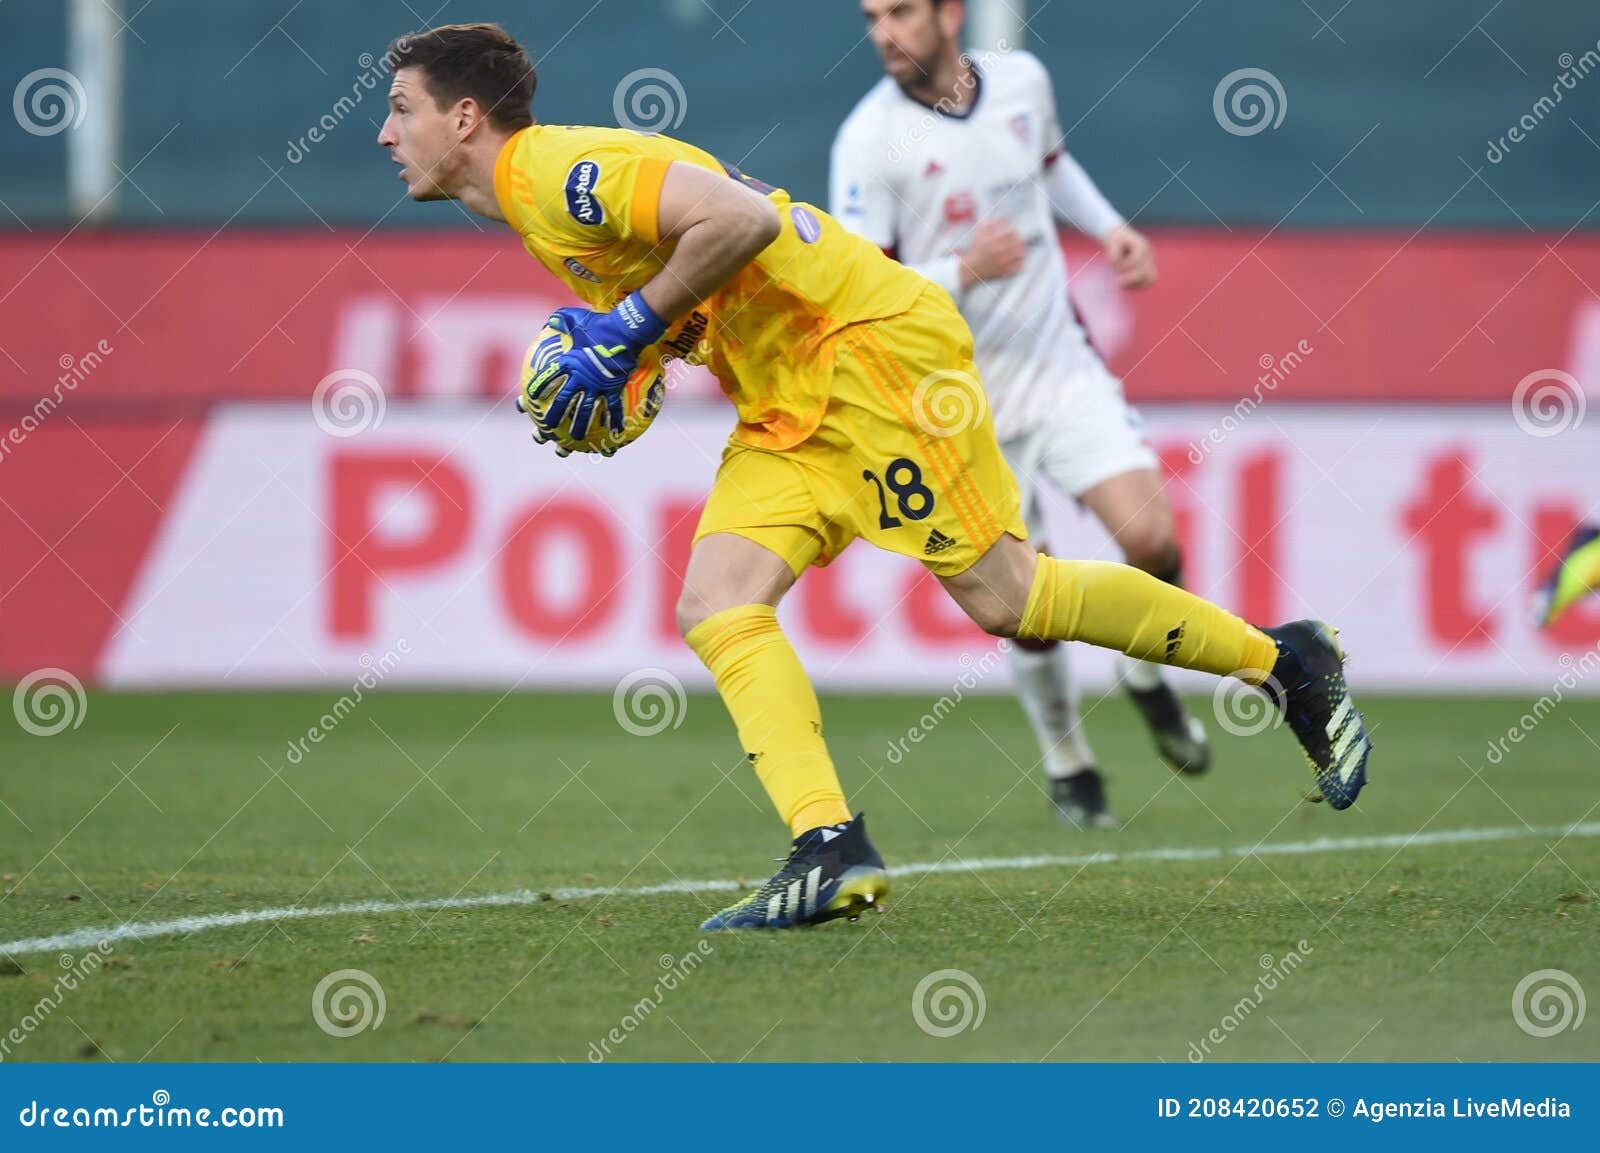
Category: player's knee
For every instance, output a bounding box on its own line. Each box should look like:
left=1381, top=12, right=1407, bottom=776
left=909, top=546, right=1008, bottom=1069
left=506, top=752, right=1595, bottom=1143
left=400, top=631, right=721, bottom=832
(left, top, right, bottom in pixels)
left=942, top=534, right=1037, bottom=638
left=968, top=597, right=1025, bottom=639
left=1120, top=525, right=1181, bottom=578
left=675, top=587, right=715, bottom=639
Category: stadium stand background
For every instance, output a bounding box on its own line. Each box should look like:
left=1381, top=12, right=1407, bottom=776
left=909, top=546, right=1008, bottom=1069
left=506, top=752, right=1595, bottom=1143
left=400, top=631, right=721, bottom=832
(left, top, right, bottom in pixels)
left=2, top=0, right=1596, bottom=227
left=1, top=2, right=1596, bottom=690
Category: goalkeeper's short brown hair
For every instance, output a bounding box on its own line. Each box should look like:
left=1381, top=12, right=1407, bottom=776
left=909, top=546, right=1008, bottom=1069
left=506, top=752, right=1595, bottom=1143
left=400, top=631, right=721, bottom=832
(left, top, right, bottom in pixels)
left=385, top=23, right=535, bottom=132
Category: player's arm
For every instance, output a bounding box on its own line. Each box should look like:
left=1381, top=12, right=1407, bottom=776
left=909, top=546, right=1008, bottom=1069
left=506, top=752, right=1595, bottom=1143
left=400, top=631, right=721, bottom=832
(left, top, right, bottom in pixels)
left=635, top=162, right=780, bottom=323
left=534, top=159, right=777, bottom=438
left=1031, top=50, right=1123, bottom=241
left=1027, top=52, right=1154, bottom=289
left=1042, top=151, right=1123, bottom=240
left=1042, top=150, right=1155, bottom=290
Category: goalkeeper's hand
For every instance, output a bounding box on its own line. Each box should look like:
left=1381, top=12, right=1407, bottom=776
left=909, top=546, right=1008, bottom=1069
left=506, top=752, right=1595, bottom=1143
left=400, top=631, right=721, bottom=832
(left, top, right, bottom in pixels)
left=534, top=293, right=668, bottom=441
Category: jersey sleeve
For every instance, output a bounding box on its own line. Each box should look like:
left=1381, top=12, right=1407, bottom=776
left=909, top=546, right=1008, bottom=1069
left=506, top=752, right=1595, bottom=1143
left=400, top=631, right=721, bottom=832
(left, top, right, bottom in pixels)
left=829, top=118, right=899, bottom=251
left=1043, top=150, right=1124, bottom=239
left=1019, top=53, right=1122, bottom=238
left=502, top=134, right=675, bottom=247
left=1025, top=52, right=1064, bottom=166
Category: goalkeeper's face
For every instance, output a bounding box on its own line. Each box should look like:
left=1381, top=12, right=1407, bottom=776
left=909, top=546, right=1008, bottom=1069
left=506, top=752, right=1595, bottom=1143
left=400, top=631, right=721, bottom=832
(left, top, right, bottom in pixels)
left=378, top=68, right=469, bottom=202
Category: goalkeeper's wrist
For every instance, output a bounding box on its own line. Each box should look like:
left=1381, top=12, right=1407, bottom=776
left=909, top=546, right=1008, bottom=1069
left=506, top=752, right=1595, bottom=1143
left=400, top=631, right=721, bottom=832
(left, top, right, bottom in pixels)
left=611, top=290, right=668, bottom=348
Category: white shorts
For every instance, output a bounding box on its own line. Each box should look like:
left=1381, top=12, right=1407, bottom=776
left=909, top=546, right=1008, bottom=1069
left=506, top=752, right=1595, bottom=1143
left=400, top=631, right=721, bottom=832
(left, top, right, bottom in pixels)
left=998, top=358, right=1158, bottom=536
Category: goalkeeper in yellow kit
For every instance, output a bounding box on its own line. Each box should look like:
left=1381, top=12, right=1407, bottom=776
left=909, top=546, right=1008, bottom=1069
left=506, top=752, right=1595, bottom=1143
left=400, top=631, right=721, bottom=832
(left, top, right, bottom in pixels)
left=377, top=23, right=1374, bottom=930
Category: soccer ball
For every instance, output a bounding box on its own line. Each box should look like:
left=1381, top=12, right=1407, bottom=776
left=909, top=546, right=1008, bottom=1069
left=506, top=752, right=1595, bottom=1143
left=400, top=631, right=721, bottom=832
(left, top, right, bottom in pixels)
left=517, top=321, right=667, bottom=456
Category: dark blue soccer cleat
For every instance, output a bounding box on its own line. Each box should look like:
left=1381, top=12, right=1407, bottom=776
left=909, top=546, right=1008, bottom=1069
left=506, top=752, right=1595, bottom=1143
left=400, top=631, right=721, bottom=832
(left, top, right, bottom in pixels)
left=1534, top=523, right=1600, bottom=629
left=1261, top=620, right=1373, bottom=811
left=701, top=813, right=889, bottom=930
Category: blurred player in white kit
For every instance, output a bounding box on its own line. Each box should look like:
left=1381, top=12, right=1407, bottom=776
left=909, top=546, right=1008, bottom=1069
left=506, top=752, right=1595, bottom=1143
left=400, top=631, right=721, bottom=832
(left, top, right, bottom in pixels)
left=832, top=0, right=1209, bottom=828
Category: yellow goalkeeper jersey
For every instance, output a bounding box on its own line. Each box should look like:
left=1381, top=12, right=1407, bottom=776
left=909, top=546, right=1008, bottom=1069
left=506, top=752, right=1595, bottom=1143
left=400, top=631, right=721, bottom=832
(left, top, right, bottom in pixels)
left=494, top=124, right=928, bottom=450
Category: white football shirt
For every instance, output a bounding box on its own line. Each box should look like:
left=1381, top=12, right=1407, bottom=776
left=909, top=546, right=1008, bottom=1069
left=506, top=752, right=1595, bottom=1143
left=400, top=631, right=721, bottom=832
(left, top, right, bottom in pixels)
left=830, top=50, right=1103, bottom=441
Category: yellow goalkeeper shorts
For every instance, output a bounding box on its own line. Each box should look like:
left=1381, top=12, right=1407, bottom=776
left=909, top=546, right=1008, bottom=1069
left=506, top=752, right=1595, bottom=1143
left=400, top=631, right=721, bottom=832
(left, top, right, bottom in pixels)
left=694, top=286, right=1026, bottom=578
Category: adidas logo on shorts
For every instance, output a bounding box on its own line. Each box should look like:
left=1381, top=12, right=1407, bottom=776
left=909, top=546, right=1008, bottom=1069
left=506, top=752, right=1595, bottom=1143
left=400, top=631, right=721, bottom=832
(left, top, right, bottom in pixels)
left=924, top=528, right=957, bottom=555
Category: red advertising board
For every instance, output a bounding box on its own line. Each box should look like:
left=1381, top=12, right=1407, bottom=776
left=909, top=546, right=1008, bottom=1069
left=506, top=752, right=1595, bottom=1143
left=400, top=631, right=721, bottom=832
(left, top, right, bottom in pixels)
left=2, top=406, right=1596, bottom=691
left=1, top=230, right=1595, bottom=406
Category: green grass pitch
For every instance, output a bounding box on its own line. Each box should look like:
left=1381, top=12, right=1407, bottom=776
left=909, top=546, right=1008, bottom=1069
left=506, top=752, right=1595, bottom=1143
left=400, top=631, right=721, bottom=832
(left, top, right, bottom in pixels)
left=1, top=689, right=1596, bottom=1061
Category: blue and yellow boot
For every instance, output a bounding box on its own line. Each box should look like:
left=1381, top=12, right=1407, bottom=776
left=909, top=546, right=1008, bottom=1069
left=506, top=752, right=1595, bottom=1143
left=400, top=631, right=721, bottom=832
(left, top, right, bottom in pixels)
left=1535, top=523, right=1600, bottom=629
left=1262, top=620, right=1373, bottom=811
left=701, top=813, right=889, bottom=930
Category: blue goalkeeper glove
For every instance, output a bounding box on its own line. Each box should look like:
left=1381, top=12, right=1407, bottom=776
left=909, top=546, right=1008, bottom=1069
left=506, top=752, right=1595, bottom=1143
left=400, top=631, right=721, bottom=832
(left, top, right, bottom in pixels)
left=537, top=292, right=668, bottom=441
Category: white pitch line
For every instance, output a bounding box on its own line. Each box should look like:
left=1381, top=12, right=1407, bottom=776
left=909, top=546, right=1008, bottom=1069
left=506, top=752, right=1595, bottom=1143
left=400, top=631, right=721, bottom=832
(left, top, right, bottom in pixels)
left=3, top=821, right=1596, bottom=958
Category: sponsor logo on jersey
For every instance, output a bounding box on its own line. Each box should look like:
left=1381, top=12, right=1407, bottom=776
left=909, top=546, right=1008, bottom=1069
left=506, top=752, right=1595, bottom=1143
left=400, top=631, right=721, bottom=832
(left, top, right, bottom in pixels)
left=661, top=309, right=710, bottom=363
left=562, top=257, right=601, bottom=283
left=1009, top=113, right=1031, bottom=143
left=790, top=206, right=822, bottom=244
left=564, top=160, right=604, bottom=226
left=923, top=159, right=945, bottom=179
left=943, top=190, right=977, bottom=225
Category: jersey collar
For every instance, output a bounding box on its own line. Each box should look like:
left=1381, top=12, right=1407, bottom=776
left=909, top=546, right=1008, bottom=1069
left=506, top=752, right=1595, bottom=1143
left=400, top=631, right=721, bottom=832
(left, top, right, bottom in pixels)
left=493, top=126, right=532, bottom=229
left=898, top=61, right=983, bottom=121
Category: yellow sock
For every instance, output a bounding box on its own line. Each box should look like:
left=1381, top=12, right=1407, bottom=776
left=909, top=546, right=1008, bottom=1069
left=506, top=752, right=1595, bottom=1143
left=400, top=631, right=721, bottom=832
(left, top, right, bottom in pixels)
left=685, top=604, right=852, bottom=836
left=1019, top=557, right=1279, bottom=682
